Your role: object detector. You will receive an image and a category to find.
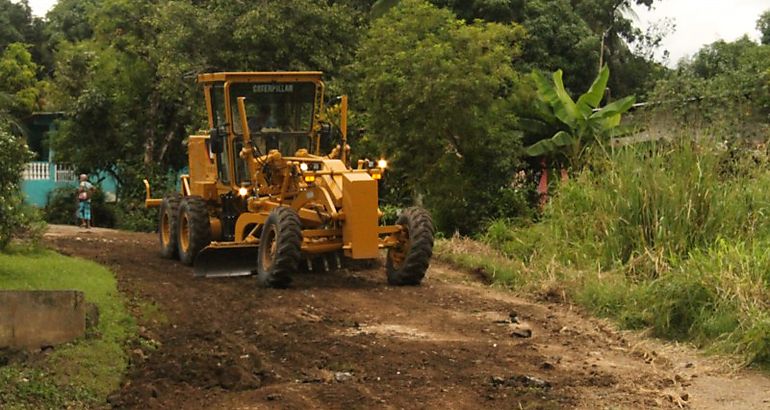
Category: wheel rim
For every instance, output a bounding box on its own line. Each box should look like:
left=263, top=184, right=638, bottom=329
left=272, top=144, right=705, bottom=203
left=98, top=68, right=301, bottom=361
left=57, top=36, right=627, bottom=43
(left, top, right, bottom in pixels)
left=180, top=212, right=190, bottom=253
left=261, top=225, right=277, bottom=271
left=389, top=228, right=410, bottom=270
left=161, top=210, right=171, bottom=246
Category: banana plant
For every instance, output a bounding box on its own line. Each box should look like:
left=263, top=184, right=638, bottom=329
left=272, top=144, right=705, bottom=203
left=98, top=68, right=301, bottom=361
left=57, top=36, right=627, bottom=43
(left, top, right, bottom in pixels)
left=524, top=65, right=635, bottom=169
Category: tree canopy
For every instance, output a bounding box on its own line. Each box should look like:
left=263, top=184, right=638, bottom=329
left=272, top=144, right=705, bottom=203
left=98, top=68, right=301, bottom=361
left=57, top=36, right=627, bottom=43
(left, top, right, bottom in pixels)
left=758, top=9, right=770, bottom=45
left=0, top=43, right=43, bottom=116
left=7, top=0, right=766, bottom=233
left=353, top=0, right=527, bottom=232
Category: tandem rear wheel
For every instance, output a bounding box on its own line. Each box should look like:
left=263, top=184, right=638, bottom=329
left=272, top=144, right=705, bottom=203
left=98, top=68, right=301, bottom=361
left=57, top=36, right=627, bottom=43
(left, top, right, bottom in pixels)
left=177, top=196, right=211, bottom=266
left=158, top=193, right=181, bottom=259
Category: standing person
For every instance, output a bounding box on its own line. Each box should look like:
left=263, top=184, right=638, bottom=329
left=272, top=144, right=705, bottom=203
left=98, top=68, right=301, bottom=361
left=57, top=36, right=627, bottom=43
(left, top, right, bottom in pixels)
left=77, top=174, right=94, bottom=229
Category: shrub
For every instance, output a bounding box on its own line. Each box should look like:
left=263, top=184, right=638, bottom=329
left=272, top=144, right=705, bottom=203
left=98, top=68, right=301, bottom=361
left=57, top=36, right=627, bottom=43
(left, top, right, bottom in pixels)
left=45, top=186, right=116, bottom=228
left=0, top=126, right=35, bottom=249
left=113, top=200, right=156, bottom=232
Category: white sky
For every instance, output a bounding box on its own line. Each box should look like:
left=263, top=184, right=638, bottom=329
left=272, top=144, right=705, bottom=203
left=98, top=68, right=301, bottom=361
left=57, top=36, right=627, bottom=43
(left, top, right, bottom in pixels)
left=632, top=0, right=768, bottom=66
left=22, top=0, right=770, bottom=67
left=25, top=0, right=55, bottom=17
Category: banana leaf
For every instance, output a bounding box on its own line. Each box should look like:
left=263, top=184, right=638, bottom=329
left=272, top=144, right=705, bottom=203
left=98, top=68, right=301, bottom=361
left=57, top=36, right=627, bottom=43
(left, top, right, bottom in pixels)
left=524, top=130, right=574, bottom=157
left=576, top=65, right=609, bottom=116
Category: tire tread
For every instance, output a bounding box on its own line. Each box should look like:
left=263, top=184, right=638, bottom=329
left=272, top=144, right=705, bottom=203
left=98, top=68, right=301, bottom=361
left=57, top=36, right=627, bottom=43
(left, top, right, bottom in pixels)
left=386, top=207, right=434, bottom=286
left=257, top=207, right=302, bottom=288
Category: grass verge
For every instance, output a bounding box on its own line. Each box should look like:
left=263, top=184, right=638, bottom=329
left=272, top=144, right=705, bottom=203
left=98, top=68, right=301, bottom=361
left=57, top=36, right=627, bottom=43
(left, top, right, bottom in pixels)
left=0, top=244, right=136, bottom=409
left=439, top=140, right=770, bottom=368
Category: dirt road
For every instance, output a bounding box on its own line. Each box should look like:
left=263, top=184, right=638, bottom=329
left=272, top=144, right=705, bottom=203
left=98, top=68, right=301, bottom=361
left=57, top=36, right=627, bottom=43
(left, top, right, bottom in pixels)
left=44, top=225, right=770, bottom=409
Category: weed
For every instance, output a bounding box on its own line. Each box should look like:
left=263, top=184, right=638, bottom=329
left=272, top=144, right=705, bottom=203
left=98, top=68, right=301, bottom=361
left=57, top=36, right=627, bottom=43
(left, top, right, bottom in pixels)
left=442, top=139, right=770, bottom=367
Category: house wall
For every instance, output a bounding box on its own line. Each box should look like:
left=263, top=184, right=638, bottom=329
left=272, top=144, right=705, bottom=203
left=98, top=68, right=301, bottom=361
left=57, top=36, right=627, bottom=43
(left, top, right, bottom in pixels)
left=21, top=168, right=118, bottom=207
left=22, top=180, right=75, bottom=207
left=21, top=113, right=118, bottom=207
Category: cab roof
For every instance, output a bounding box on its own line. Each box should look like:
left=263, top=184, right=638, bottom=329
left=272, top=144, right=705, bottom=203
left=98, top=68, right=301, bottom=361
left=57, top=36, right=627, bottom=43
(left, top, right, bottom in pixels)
left=197, top=71, right=324, bottom=84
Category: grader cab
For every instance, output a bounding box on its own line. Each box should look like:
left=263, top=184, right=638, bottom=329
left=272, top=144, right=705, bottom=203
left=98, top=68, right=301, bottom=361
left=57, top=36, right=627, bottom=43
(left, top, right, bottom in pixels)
left=144, top=72, right=434, bottom=287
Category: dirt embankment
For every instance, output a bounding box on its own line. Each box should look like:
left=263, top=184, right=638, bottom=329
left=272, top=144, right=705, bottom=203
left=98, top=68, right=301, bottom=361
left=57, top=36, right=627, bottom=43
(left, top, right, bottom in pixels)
left=44, top=225, right=770, bottom=409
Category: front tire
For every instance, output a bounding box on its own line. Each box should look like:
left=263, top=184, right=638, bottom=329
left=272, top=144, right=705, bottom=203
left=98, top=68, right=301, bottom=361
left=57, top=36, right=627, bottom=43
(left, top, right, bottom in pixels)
left=257, top=207, right=302, bottom=288
left=177, top=196, right=211, bottom=266
left=386, top=207, right=434, bottom=286
left=159, top=193, right=181, bottom=259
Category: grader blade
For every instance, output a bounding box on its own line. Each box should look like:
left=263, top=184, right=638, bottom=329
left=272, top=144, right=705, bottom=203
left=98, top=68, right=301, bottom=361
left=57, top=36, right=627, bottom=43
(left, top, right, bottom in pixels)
left=193, top=244, right=259, bottom=278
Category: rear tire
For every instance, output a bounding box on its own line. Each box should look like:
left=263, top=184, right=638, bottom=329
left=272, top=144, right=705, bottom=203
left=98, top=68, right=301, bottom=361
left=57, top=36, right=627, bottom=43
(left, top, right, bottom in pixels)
left=386, top=207, right=434, bottom=286
left=159, top=193, right=181, bottom=259
left=177, top=196, right=211, bottom=266
left=257, top=207, right=302, bottom=288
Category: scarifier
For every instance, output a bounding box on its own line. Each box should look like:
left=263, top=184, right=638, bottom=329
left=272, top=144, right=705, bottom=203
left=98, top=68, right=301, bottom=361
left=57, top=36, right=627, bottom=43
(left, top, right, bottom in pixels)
left=143, top=72, right=434, bottom=287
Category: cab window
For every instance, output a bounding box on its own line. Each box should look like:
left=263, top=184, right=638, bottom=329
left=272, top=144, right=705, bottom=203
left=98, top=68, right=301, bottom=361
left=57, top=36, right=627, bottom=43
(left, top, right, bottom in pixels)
left=230, top=82, right=315, bottom=156
left=210, top=85, right=231, bottom=184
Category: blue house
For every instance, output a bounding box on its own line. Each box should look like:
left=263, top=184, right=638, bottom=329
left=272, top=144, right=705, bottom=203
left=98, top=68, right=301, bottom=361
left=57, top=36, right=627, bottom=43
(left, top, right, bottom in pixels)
left=21, top=112, right=117, bottom=207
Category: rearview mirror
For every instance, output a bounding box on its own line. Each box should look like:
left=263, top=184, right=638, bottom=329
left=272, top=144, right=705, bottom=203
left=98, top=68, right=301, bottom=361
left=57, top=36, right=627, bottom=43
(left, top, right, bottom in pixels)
left=319, top=123, right=332, bottom=142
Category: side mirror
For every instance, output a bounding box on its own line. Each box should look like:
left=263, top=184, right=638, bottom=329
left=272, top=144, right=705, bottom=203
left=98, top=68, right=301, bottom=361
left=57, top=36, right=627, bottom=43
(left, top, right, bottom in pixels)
left=319, top=123, right=332, bottom=142
left=209, top=128, right=223, bottom=154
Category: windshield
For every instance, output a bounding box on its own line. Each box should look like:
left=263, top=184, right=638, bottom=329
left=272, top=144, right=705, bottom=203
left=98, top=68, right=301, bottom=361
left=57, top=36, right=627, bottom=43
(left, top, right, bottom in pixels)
left=230, top=82, right=316, bottom=135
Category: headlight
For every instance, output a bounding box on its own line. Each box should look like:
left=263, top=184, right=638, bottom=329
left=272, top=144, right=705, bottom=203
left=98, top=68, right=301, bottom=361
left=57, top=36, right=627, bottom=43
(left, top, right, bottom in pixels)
left=238, top=187, right=249, bottom=197
left=300, top=162, right=309, bottom=172
left=377, top=159, right=388, bottom=169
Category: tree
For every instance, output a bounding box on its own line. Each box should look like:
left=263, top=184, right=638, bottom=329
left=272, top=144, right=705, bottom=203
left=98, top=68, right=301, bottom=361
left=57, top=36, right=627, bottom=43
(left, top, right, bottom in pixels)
left=353, top=0, right=527, bottom=233
left=0, top=124, right=33, bottom=249
left=0, top=43, right=44, bottom=119
left=517, top=0, right=601, bottom=92
left=0, top=0, right=50, bottom=75
left=48, top=0, right=364, bottom=202
left=649, top=36, right=770, bottom=138
left=48, top=0, right=189, bottom=196
left=758, top=9, right=770, bottom=45
left=524, top=66, right=635, bottom=169
left=373, top=0, right=662, bottom=96
left=0, top=0, right=30, bottom=48
left=45, top=0, right=98, bottom=45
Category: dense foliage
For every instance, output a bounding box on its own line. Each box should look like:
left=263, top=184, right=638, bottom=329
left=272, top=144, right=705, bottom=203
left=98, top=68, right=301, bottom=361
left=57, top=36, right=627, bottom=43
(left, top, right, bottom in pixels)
left=352, top=0, right=528, bottom=233
left=0, top=125, right=36, bottom=249
left=647, top=36, right=770, bottom=141
left=758, top=9, right=770, bottom=45
left=44, top=186, right=116, bottom=228
left=1, top=0, right=766, bottom=236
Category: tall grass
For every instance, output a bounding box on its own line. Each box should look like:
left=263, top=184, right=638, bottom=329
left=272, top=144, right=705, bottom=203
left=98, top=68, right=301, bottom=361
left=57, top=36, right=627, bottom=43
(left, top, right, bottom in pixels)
left=477, top=139, right=770, bottom=366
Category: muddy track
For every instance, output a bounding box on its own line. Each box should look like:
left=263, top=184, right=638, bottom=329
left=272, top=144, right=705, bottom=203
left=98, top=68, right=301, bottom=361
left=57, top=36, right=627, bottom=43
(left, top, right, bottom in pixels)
left=44, top=225, right=770, bottom=409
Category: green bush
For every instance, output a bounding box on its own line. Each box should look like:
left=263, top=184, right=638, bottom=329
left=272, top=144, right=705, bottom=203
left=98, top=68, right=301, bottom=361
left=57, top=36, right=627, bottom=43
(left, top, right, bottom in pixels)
left=113, top=200, right=156, bottom=232
left=0, top=126, right=36, bottom=249
left=44, top=186, right=116, bottom=228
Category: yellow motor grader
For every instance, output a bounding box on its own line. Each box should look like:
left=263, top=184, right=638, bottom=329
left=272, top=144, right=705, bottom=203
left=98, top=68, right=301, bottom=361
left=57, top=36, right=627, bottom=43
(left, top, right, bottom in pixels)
left=143, top=72, right=434, bottom=287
